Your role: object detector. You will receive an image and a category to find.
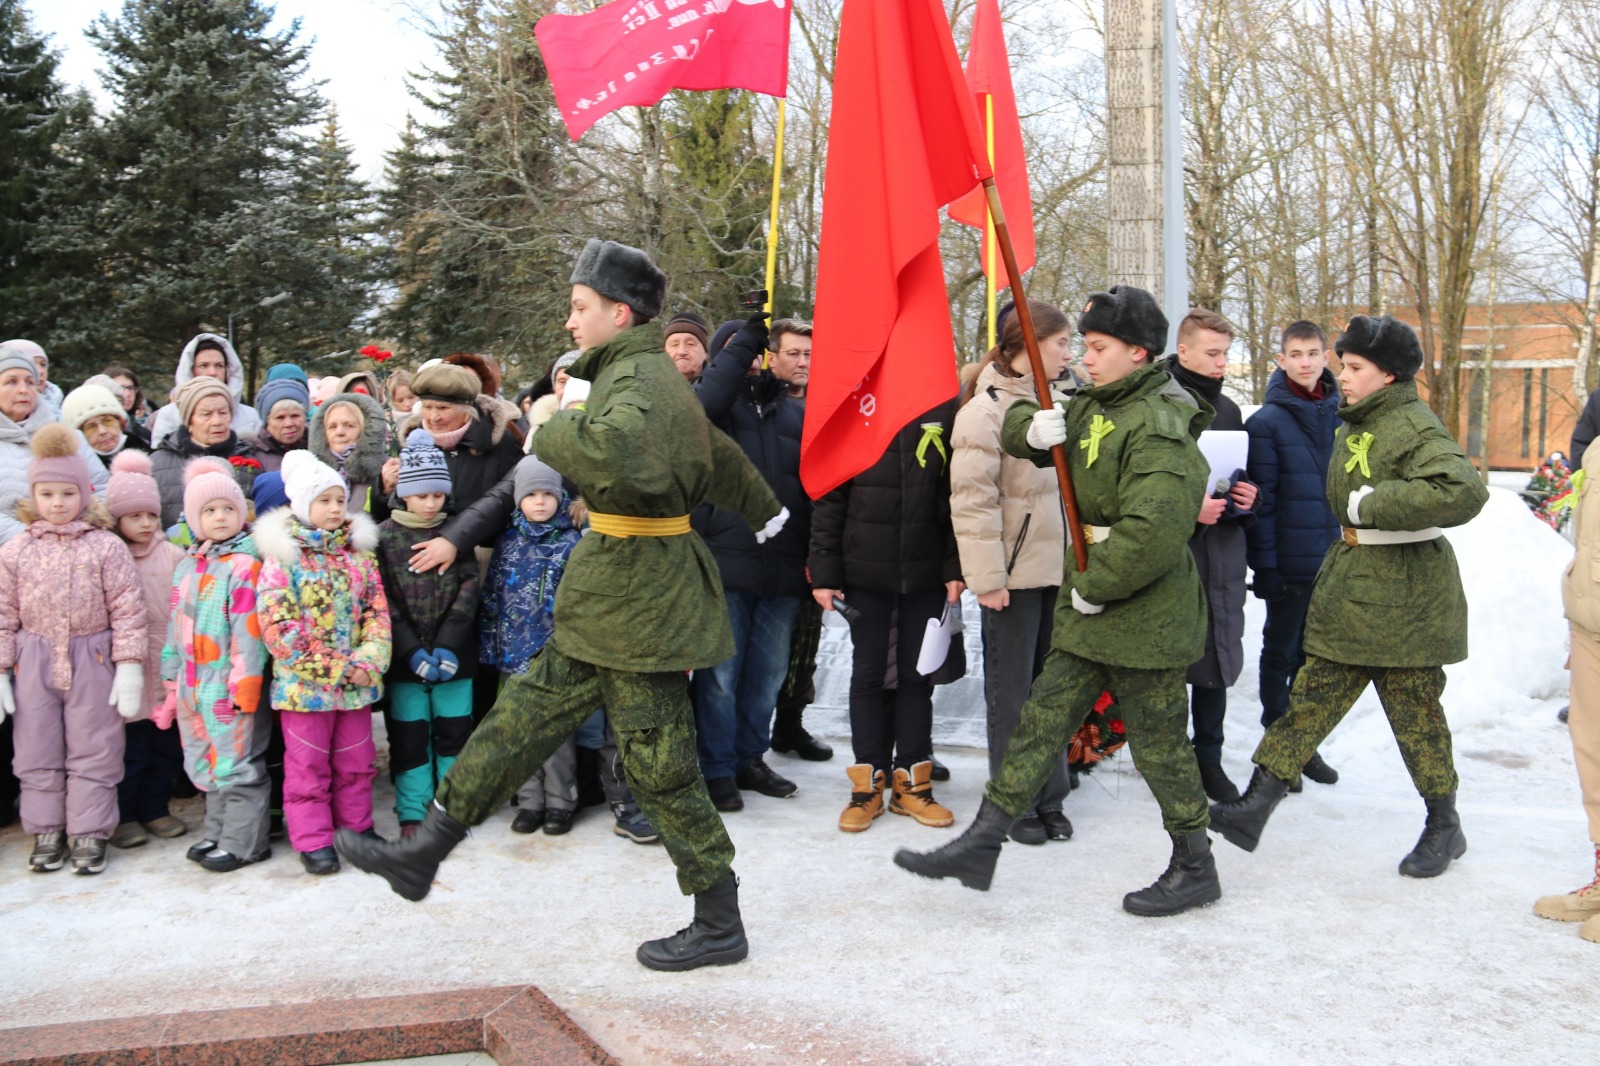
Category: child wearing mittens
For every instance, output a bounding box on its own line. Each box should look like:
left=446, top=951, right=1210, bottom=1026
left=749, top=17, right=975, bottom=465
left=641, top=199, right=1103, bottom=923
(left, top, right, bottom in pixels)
left=0, top=424, right=146, bottom=875
left=160, top=456, right=271, bottom=872
left=104, top=450, right=189, bottom=850
left=375, top=430, right=479, bottom=838
left=256, top=450, right=391, bottom=875
left=480, top=456, right=583, bottom=835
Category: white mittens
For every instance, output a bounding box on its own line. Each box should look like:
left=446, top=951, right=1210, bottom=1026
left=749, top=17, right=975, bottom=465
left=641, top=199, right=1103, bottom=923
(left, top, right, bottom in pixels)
left=1026, top=402, right=1068, bottom=450
left=0, top=673, right=11, bottom=724
left=113, top=662, right=145, bottom=721
left=1348, top=485, right=1375, bottom=525
left=1070, top=589, right=1104, bottom=615
left=755, top=506, right=790, bottom=544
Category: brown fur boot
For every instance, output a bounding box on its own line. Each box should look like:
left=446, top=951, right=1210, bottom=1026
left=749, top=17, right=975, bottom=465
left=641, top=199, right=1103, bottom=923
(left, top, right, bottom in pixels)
left=839, top=764, right=885, bottom=832
left=890, top=761, right=954, bottom=827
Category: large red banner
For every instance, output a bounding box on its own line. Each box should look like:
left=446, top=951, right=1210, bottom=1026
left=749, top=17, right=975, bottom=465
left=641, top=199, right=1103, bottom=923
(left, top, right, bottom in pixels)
left=535, top=0, right=791, bottom=141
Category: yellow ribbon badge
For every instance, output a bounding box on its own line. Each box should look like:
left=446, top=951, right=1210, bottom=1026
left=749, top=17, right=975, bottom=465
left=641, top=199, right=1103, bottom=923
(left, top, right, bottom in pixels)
left=915, top=423, right=947, bottom=469
left=1344, top=431, right=1374, bottom=479
left=1080, top=414, right=1115, bottom=468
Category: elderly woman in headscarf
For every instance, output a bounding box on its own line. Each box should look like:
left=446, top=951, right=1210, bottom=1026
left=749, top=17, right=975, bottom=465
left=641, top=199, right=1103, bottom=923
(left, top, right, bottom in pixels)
left=150, top=376, right=262, bottom=530
left=308, top=391, right=390, bottom=520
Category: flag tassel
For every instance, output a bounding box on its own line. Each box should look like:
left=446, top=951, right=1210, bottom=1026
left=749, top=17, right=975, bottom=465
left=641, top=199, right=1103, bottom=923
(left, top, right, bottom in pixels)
left=982, top=178, right=1089, bottom=573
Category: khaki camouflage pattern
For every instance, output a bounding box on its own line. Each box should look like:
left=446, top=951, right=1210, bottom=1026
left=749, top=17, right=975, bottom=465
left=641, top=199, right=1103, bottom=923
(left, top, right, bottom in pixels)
left=535, top=324, right=783, bottom=673
left=1001, top=362, right=1213, bottom=669
left=1255, top=656, right=1458, bottom=798
left=435, top=648, right=734, bottom=895
left=1304, top=378, right=1488, bottom=667
left=988, top=647, right=1208, bottom=834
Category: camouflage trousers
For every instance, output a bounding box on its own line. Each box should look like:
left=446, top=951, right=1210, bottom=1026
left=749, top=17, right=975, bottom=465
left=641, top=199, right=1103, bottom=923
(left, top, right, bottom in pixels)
left=434, top=649, right=733, bottom=895
left=988, top=648, right=1208, bottom=835
left=1254, top=656, right=1458, bottom=798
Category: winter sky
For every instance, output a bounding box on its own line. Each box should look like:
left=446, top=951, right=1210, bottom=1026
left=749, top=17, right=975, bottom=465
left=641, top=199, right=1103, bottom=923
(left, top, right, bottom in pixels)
left=25, top=1, right=440, bottom=183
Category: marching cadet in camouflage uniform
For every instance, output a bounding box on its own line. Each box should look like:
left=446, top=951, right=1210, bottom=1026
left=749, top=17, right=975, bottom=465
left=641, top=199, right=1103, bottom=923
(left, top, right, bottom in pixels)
left=338, top=240, right=787, bottom=972
left=1209, top=314, right=1489, bottom=879
left=896, top=286, right=1225, bottom=917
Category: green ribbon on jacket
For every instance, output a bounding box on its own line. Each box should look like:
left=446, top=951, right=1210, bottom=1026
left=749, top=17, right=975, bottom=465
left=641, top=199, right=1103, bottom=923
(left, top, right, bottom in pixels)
left=1345, top=431, right=1375, bottom=479
left=915, top=423, right=947, bottom=468
left=1080, top=414, right=1115, bottom=468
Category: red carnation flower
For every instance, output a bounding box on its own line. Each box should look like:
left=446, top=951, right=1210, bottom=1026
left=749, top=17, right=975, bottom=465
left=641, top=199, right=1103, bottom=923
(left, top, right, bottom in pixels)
left=359, top=344, right=381, bottom=358
left=228, top=456, right=263, bottom=471
left=374, top=349, right=393, bottom=362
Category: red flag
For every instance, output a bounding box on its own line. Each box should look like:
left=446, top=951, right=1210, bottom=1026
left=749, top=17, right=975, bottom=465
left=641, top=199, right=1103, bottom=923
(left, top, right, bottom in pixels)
left=535, top=0, right=791, bottom=141
left=800, top=0, right=992, bottom=499
left=947, top=0, right=1035, bottom=286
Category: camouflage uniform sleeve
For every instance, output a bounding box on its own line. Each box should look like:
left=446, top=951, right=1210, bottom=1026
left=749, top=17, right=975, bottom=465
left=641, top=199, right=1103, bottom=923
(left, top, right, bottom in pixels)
left=534, top=374, right=653, bottom=489
left=703, top=427, right=782, bottom=530
left=1073, top=425, right=1206, bottom=606
left=1359, top=423, right=1490, bottom=531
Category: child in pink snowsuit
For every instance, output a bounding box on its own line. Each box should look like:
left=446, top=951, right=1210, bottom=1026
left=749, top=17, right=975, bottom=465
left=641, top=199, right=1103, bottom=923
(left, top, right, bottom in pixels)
left=0, top=424, right=146, bottom=875
left=256, top=450, right=391, bottom=876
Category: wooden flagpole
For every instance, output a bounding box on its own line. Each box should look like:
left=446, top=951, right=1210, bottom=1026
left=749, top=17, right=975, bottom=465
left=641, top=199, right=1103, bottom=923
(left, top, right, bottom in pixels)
left=983, top=179, right=1089, bottom=572
left=984, top=94, right=998, bottom=351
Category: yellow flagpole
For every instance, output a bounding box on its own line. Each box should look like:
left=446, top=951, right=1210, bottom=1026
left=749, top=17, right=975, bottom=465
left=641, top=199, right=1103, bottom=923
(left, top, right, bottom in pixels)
left=984, top=94, right=998, bottom=351
left=762, top=97, right=787, bottom=368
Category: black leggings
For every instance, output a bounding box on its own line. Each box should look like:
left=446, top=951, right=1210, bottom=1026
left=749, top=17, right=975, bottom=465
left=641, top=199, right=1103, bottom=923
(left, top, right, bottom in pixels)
left=845, top=586, right=946, bottom=774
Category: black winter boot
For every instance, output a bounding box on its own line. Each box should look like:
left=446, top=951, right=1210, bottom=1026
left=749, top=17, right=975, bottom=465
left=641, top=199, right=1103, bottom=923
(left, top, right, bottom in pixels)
left=1398, top=793, right=1467, bottom=878
left=1197, top=759, right=1241, bottom=803
left=336, top=800, right=468, bottom=901
left=636, top=872, right=749, bottom=971
left=1208, top=765, right=1291, bottom=852
left=1122, top=831, right=1222, bottom=916
left=1302, top=752, right=1339, bottom=785
left=892, top=797, right=1013, bottom=891
left=770, top=708, right=833, bottom=761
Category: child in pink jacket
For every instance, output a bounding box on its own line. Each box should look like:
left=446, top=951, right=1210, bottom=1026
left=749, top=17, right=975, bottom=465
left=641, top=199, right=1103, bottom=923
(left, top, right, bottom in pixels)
left=256, top=450, right=391, bottom=876
left=0, top=424, right=146, bottom=875
left=104, top=450, right=189, bottom=850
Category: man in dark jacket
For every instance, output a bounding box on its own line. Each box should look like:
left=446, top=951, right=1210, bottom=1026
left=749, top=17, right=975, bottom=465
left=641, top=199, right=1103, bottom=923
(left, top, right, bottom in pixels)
left=690, top=315, right=813, bottom=809
left=1165, top=310, right=1258, bottom=803
left=809, top=401, right=964, bottom=833
left=1245, top=320, right=1343, bottom=786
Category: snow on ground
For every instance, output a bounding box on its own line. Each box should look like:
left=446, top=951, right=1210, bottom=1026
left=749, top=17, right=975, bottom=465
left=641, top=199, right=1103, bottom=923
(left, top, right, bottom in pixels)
left=2, top=487, right=1598, bottom=1065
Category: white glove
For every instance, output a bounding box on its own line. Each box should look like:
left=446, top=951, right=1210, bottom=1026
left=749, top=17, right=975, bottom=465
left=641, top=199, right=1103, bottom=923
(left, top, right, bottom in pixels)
left=112, top=662, right=145, bottom=721
left=561, top=378, right=591, bottom=409
left=754, top=506, right=790, bottom=544
left=1025, top=403, right=1068, bottom=450
left=0, top=673, right=11, bottom=723
left=1070, top=589, right=1104, bottom=615
left=1348, top=485, right=1375, bottom=525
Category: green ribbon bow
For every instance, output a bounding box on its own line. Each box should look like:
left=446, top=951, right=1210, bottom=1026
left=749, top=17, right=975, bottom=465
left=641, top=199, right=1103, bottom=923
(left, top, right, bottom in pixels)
left=1344, top=431, right=1375, bottom=479
left=1080, top=414, right=1115, bottom=468
left=915, top=423, right=947, bottom=468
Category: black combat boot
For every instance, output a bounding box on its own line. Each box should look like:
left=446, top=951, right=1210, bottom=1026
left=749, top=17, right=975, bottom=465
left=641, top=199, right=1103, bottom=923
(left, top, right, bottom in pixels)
left=1197, top=759, right=1241, bottom=803
left=336, top=801, right=468, bottom=901
left=1398, top=793, right=1467, bottom=878
left=636, top=872, right=749, bottom=971
left=770, top=707, right=833, bottom=761
left=1122, top=831, right=1222, bottom=916
left=892, top=797, right=1013, bottom=891
left=1208, top=765, right=1291, bottom=852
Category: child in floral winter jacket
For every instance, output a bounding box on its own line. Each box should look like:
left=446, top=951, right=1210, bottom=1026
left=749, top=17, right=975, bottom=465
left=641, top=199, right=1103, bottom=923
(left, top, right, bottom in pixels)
left=481, top=456, right=582, bottom=835
left=256, top=450, right=391, bottom=875
left=0, top=424, right=146, bottom=875
left=375, top=430, right=479, bottom=836
left=104, top=450, right=189, bottom=850
left=159, top=456, right=271, bottom=873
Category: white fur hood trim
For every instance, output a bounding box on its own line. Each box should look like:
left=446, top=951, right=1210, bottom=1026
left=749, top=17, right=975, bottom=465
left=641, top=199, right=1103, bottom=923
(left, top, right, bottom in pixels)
left=253, top=507, right=380, bottom=565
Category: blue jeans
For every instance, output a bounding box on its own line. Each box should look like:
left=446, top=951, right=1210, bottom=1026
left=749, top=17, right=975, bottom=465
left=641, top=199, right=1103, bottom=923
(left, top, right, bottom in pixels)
left=1259, top=586, right=1313, bottom=727
left=694, top=591, right=802, bottom=780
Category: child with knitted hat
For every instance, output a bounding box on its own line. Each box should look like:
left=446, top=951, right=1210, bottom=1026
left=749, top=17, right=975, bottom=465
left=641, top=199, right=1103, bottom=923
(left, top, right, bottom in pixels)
left=160, top=455, right=272, bottom=872
left=478, top=455, right=585, bottom=835
left=374, top=431, right=479, bottom=837
left=104, top=450, right=188, bottom=850
left=0, top=425, right=146, bottom=874
left=255, top=450, right=391, bottom=874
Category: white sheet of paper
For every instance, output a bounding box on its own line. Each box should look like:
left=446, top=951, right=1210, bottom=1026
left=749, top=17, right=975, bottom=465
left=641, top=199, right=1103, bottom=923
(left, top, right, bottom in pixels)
left=1198, top=430, right=1249, bottom=493
left=917, top=601, right=961, bottom=676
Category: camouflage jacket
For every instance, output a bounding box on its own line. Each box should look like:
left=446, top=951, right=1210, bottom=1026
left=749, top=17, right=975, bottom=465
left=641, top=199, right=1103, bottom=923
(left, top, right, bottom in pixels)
left=536, top=325, right=782, bottom=672
left=1303, top=378, right=1487, bottom=667
left=1003, top=362, right=1212, bottom=669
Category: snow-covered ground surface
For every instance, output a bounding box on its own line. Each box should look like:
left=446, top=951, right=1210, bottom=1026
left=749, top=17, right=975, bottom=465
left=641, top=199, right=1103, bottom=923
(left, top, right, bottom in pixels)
left=3, top=487, right=1598, bottom=1065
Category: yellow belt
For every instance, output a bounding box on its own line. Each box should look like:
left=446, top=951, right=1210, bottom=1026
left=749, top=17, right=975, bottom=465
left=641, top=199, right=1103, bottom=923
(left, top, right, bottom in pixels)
left=587, top=511, right=692, bottom=538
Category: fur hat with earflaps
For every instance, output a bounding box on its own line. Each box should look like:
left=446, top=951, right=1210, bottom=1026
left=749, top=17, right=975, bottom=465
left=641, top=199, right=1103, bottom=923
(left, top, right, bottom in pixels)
left=570, top=239, right=667, bottom=320
left=1335, top=314, right=1424, bottom=383
left=1077, top=286, right=1168, bottom=360
left=28, top=424, right=94, bottom=519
